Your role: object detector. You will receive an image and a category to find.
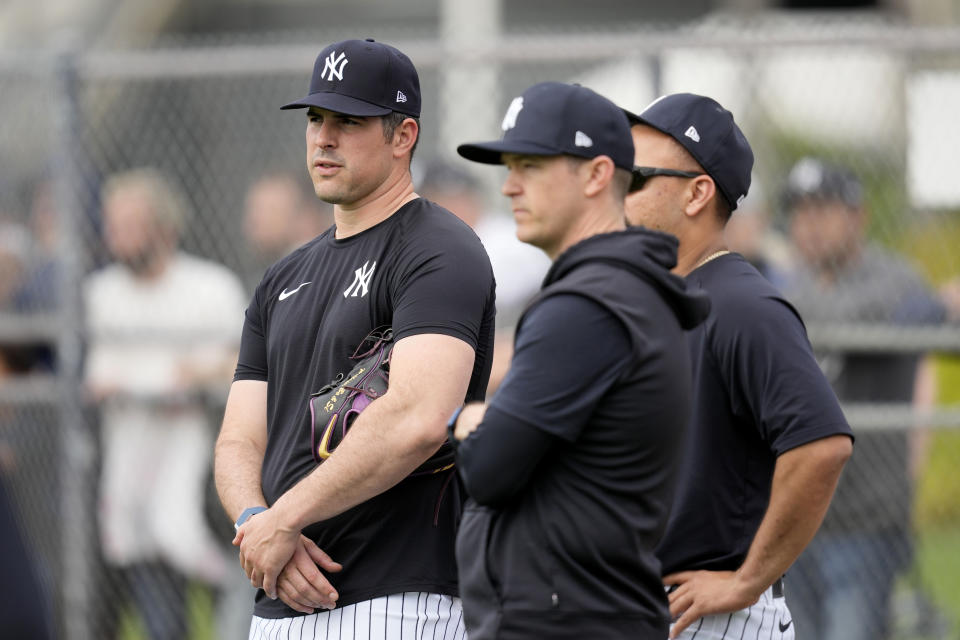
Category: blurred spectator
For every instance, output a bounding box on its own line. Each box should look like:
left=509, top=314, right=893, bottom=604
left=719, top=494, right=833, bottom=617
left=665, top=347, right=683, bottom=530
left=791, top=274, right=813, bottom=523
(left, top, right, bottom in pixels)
left=16, top=179, right=61, bottom=313
left=418, top=161, right=550, bottom=393
left=723, top=178, right=792, bottom=289
left=0, top=220, right=53, bottom=372
left=84, top=168, right=247, bottom=640
left=779, top=157, right=946, bottom=640
left=0, top=465, right=53, bottom=638
left=242, top=171, right=333, bottom=287
left=0, top=281, right=54, bottom=638
left=0, top=221, right=31, bottom=311
left=940, top=276, right=960, bottom=322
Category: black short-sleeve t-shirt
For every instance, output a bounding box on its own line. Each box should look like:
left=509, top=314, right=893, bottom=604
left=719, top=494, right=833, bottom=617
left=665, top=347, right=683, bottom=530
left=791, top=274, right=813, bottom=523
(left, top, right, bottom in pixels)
left=657, top=253, right=852, bottom=575
left=235, top=198, right=496, bottom=617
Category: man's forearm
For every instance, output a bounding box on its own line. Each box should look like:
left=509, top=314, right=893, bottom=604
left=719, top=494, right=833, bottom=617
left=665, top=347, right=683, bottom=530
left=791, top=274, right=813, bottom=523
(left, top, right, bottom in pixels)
left=271, top=391, right=448, bottom=531
left=215, top=437, right=267, bottom=522
left=735, top=434, right=852, bottom=595
left=454, top=404, right=557, bottom=506
left=269, top=333, right=473, bottom=533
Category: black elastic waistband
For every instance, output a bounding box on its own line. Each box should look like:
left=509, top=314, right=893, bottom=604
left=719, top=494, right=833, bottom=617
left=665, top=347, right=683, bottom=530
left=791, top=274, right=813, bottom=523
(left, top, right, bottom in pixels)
left=772, top=576, right=784, bottom=599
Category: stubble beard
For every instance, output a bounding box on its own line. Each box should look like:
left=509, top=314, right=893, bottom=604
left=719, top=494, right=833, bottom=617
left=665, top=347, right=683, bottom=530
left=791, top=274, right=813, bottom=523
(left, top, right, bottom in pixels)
left=312, top=175, right=353, bottom=206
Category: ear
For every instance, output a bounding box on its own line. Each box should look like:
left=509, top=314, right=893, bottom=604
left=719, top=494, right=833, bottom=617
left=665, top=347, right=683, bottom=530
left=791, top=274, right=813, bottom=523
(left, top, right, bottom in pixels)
left=583, top=156, right=616, bottom=198
left=392, top=118, right=419, bottom=160
left=684, top=175, right=717, bottom=218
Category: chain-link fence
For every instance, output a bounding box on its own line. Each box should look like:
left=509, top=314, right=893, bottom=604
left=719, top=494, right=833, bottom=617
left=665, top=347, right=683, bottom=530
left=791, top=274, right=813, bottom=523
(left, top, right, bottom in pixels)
left=2, top=12, right=960, bottom=640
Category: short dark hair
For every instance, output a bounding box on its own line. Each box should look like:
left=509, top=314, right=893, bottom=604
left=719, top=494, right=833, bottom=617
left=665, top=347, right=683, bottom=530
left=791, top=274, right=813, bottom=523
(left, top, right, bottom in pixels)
left=715, top=194, right=733, bottom=225
left=382, top=112, right=420, bottom=163
left=563, top=156, right=632, bottom=201
left=668, top=137, right=732, bottom=225
left=611, top=168, right=633, bottom=201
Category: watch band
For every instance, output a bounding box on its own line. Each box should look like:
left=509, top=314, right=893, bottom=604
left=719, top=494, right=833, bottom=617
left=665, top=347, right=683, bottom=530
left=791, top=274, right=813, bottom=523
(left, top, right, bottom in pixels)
left=447, top=404, right=465, bottom=442
left=234, top=506, right=268, bottom=530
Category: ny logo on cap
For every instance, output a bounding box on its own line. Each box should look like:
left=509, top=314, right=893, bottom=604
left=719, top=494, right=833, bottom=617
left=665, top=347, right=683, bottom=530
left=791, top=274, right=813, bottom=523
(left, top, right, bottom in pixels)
left=501, top=97, right=524, bottom=131
left=321, top=51, right=349, bottom=82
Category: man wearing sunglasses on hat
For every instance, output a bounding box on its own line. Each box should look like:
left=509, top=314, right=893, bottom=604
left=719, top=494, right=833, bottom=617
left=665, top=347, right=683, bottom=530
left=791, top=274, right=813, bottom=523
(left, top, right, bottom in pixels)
left=622, top=93, right=853, bottom=640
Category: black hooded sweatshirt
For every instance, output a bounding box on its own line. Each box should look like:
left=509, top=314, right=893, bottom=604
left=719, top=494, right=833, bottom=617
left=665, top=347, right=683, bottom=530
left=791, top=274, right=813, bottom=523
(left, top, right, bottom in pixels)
left=453, top=227, right=710, bottom=639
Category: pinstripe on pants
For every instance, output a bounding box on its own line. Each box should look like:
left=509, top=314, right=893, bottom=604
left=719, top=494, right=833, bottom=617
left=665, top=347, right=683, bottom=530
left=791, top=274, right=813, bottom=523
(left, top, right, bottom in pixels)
left=671, top=584, right=795, bottom=640
left=248, top=592, right=467, bottom=640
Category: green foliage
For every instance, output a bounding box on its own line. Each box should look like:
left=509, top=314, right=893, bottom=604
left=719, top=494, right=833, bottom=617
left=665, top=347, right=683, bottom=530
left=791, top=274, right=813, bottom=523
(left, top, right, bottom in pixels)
left=897, top=215, right=960, bottom=285
left=915, top=357, right=960, bottom=529
left=915, top=526, right=960, bottom=637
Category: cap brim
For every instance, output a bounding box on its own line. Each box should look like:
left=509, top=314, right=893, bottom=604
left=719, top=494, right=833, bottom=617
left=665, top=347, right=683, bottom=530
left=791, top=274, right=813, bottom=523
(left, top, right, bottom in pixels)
left=457, top=139, right=563, bottom=165
left=280, top=91, right=392, bottom=116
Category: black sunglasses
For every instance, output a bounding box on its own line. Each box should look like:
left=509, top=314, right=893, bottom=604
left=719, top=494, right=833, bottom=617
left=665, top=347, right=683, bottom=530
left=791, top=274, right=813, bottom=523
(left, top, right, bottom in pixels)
left=629, top=166, right=705, bottom=193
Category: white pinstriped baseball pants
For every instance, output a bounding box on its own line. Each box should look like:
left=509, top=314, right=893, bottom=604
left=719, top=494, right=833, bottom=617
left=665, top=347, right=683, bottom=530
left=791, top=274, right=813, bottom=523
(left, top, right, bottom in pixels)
left=248, top=592, right=467, bottom=640
left=671, top=584, right=795, bottom=640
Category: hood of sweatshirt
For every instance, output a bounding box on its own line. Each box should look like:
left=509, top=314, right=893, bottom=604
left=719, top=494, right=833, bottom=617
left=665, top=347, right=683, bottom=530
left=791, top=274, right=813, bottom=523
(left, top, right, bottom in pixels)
left=543, top=226, right=710, bottom=330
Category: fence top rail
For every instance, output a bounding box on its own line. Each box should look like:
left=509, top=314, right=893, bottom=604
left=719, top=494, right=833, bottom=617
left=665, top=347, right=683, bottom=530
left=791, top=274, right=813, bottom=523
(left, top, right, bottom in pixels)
left=805, top=322, right=960, bottom=354
left=3, top=22, right=960, bottom=79
left=841, top=403, right=960, bottom=432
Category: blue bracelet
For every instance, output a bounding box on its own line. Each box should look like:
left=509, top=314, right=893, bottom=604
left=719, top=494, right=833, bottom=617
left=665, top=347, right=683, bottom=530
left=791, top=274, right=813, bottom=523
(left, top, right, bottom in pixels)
left=234, top=506, right=268, bottom=530
left=447, top=404, right=465, bottom=441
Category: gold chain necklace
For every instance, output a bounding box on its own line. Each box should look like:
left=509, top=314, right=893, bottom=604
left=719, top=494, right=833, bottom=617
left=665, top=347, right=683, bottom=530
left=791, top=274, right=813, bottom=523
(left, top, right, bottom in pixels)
left=695, top=249, right=731, bottom=270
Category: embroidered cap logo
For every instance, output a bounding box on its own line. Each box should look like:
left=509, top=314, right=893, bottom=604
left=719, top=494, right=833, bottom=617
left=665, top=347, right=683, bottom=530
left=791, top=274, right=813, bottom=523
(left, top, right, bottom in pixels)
left=574, top=131, right=593, bottom=148
left=321, top=51, right=349, bottom=82
left=501, top=97, right=524, bottom=131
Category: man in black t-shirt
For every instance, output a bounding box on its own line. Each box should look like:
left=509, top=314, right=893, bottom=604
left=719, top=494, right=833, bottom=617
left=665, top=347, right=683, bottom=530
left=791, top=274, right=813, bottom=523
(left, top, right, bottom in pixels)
left=621, top=94, right=854, bottom=639
left=451, top=82, right=711, bottom=639
left=214, top=39, right=495, bottom=639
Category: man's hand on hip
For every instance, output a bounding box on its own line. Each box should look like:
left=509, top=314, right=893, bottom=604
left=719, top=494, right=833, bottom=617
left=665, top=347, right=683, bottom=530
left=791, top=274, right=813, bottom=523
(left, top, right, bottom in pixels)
left=664, top=570, right=762, bottom=639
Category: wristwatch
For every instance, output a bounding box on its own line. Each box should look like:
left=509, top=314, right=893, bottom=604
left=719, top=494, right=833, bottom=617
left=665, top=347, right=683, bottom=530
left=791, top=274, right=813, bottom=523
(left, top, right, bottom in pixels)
left=234, top=506, right=268, bottom=531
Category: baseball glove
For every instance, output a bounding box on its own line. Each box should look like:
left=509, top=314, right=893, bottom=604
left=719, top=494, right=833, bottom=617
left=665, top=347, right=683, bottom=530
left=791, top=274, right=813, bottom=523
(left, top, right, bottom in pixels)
left=308, top=327, right=455, bottom=477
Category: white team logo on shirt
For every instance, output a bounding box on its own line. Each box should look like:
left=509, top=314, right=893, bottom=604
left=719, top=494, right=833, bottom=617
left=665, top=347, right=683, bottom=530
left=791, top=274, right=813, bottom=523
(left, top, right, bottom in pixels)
left=344, top=260, right=377, bottom=298
left=321, top=51, right=349, bottom=82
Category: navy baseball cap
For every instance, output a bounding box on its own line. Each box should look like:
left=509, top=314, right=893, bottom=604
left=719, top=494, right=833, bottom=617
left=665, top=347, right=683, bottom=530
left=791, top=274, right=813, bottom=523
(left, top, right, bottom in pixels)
left=281, top=38, right=421, bottom=118
left=624, top=93, right=754, bottom=210
left=782, top=157, right=863, bottom=210
left=457, top=82, right=634, bottom=171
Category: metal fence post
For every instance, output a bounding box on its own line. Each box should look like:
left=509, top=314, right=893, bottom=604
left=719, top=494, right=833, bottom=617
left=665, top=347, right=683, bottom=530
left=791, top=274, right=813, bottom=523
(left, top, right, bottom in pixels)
left=53, top=48, right=95, bottom=640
